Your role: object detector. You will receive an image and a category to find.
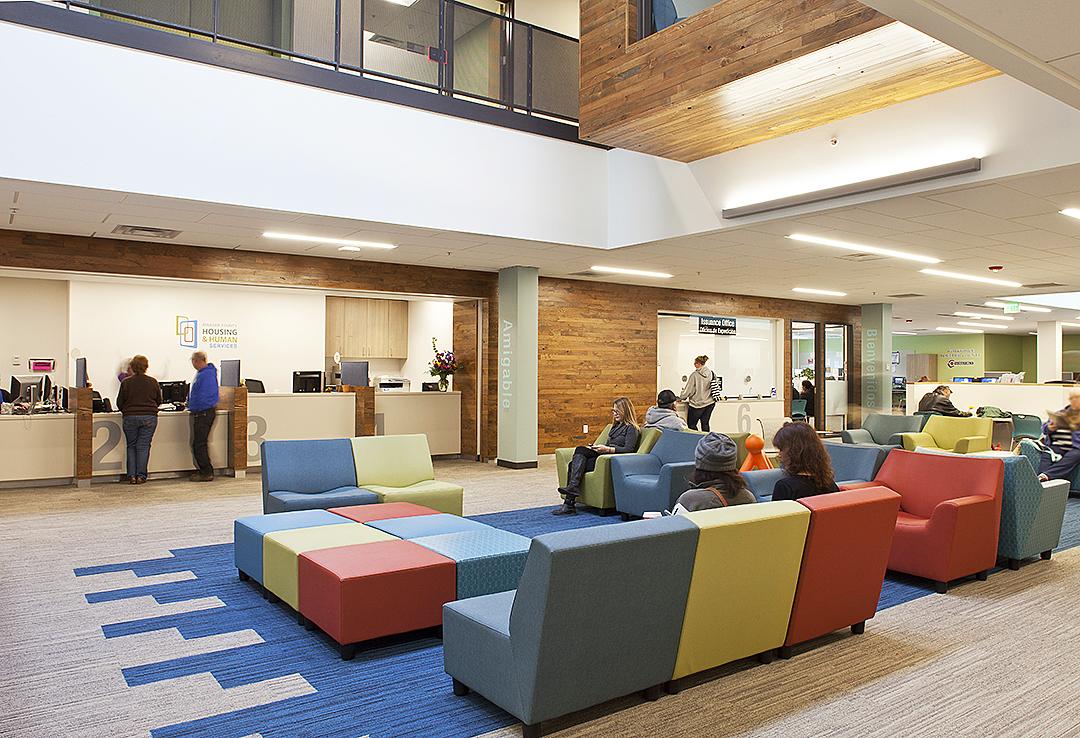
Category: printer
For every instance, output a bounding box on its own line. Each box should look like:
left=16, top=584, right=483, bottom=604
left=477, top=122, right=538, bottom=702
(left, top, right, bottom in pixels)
left=376, top=376, right=411, bottom=392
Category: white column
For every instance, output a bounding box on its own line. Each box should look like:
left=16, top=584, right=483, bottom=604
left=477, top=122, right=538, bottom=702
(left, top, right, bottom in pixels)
left=1037, top=321, right=1063, bottom=383
left=496, top=267, right=539, bottom=469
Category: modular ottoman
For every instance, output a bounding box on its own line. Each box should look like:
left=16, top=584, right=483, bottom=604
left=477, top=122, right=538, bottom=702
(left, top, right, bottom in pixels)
left=234, top=503, right=531, bottom=659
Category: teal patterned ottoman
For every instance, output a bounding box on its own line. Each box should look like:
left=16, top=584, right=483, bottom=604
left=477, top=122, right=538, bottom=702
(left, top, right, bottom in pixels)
left=411, top=528, right=530, bottom=599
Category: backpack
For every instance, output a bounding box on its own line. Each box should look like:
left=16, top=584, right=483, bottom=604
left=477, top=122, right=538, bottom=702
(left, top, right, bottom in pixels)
left=976, top=406, right=1010, bottom=419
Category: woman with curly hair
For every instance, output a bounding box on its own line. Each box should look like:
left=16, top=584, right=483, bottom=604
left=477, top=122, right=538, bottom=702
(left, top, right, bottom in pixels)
left=771, top=422, right=838, bottom=501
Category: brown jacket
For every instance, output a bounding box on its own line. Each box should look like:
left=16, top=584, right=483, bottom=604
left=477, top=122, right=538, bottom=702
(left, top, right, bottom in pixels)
left=117, top=374, right=162, bottom=416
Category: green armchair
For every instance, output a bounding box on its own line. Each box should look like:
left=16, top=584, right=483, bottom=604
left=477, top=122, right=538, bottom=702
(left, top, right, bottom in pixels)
left=898, top=415, right=993, bottom=454
left=555, top=426, right=662, bottom=511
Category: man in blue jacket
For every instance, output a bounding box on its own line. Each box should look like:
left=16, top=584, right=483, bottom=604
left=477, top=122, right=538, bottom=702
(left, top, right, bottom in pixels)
left=188, top=350, right=219, bottom=481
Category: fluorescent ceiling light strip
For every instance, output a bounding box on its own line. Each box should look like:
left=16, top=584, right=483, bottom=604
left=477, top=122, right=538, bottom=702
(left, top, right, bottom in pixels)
left=263, top=231, right=396, bottom=249
left=957, top=321, right=1005, bottom=330
left=1063, top=322, right=1080, bottom=328
left=937, top=326, right=982, bottom=334
left=893, top=331, right=918, bottom=335
left=722, top=158, right=981, bottom=219
left=920, top=269, right=1022, bottom=288
left=591, top=265, right=673, bottom=279
left=792, top=287, right=847, bottom=297
left=984, top=301, right=1051, bottom=313
left=1060, top=208, right=1080, bottom=220
left=787, top=234, right=940, bottom=264
left=954, top=311, right=1013, bottom=321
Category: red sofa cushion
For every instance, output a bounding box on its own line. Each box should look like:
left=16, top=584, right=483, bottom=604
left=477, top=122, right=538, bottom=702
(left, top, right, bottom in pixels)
left=785, top=487, right=901, bottom=647
left=327, top=502, right=439, bottom=524
left=874, top=450, right=1001, bottom=519
left=298, top=540, right=455, bottom=645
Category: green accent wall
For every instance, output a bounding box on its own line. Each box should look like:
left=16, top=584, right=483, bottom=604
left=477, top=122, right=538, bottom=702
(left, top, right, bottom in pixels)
left=892, top=334, right=984, bottom=379
left=893, top=333, right=1068, bottom=380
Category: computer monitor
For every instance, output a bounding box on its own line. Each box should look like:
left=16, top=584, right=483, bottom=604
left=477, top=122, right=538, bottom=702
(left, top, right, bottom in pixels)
left=293, top=371, right=323, bottom=393
left=245, top=378, right=265, bottom=393
left=220, top=359, right=241, bottom=388
left=75, top=358, right=88, bottom=389
left=952, top=377, right=973, bottom=383
left=160, top=381, right=189, bottom=406
left=10, top=375, right=46, bottom=403
left=340, top=361, right=369, bottom=388
left=892, top=377, right=905, bottom=390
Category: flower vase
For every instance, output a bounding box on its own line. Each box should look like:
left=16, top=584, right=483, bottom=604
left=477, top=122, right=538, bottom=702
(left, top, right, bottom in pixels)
left=438, top=377, right=449, bottom=392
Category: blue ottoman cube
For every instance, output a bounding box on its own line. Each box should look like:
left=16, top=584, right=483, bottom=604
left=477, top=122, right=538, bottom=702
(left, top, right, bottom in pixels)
left=234, top=510, right=351, bottom=584
left=411, top=529, right=531, bottom=599
left=365, top=513, right=490, bottom=540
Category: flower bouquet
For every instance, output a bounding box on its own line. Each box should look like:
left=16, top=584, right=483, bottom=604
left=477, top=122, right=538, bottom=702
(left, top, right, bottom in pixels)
left=429, top=338, right=459, bottom=391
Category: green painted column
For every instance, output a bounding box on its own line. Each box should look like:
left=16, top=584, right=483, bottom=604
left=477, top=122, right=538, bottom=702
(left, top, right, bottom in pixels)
left=861, top=304, right=893, bottom=417
left=497, top=267, right=539, bottom=469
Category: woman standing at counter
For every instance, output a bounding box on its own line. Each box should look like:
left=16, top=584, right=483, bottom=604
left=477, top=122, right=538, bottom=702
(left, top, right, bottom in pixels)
left=116, top=355, right=162, bottom=485
left=680, top=355, right=717, bottom=431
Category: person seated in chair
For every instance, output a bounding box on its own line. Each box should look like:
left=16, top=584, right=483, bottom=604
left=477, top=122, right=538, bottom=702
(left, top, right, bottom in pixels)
left=771, top=422, right=839, bottom=501
left=1036, top=410, right=1080, bottom=482
left=674, top=432, right=755, bottom=511
left=643, top=389, right=687, bottom=431
left=554, top=397, right=640, bottom=516
left=917, top=385, right=971, bottom=417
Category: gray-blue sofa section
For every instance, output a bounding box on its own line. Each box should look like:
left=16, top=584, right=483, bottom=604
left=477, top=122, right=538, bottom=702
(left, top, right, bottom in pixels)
left=609, top=430, right=702, bottom=517
left=442, top=517, right=699, bottom=738
left=260, top=438, right=379, bottom=513
left=840, top=413, right=925, bottom=449
left=743, top=442, right=889, bottom=501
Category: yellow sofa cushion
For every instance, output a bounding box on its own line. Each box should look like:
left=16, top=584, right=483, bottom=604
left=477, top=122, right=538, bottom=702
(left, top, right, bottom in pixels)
left=351, top=434, right=435, bottom=487
left=921, top=416, right=994, bottom=452
left=364, top=480, right=464, bottom=515
left=263, top=524, right=398, bottom=609
left=673, top=501, right=810, bottom=679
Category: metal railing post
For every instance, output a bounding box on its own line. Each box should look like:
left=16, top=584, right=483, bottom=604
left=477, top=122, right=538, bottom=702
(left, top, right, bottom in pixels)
left=212, top=0, right=219, bottom=42
left=526, top=26, right=533, bottom=115
left=442, top=1, right=453, bottom=96
left=358, top=0, right=365, bottom=72
left=334, top=0, right=341, bottom=70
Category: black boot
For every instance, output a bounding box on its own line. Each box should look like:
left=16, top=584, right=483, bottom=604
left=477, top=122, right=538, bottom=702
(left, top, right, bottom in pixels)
left=552, top=494, right=578, bottom=515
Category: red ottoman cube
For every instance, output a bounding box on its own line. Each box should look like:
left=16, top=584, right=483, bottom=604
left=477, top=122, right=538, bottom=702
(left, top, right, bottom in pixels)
left=298, top=539, right=456, bottom=659
left=327, top=502, right=440, bottom=524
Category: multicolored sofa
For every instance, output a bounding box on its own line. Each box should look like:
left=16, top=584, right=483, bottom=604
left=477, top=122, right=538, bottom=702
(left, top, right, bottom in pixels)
left=444, top=490, right=900, bottom=737
left=844, top=450, right=1003, bottom=592
left=743, top=442, right=888, bottom=500
left=897, top=415, right=993, bottom=454
left=555, top=426, right=662, bottom=512
left=260, top=434, right=463, bottom=515
left=234, top=502, right=528, bottom=659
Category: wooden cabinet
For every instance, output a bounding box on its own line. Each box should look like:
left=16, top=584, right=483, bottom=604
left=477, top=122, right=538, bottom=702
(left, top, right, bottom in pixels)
left=908, top=353, right=938, bottom=382
left=325, top=297, right=409, bottom=359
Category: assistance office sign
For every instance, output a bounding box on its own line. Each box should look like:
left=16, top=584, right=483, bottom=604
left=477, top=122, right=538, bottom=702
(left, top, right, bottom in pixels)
left=698, top=316, right=737, bottom=335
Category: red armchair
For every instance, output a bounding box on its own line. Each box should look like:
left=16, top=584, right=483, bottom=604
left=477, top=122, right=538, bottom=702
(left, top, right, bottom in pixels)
left=870, top=450, right=1004, bottom=593
left=781, top=487, right=901, bottom=657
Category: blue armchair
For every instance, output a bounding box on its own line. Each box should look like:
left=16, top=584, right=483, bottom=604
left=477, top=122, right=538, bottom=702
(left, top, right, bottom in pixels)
left=742, top=443, right=888, bottom=500
left=442, top=517, right=700, bottom=738
left=995, top=454, right=1069, bottom=569
left=840, top=413, right=923, bottom=448
left=260, top=438, right=378, bottom=513
left=610, top=430, right=702, bottom=517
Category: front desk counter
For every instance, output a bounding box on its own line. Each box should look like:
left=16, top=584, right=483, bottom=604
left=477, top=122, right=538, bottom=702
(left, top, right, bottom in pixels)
left=376, top=391, right=462, bottom=456
left=677, top=398, right=785, bottom=434
left=905, top=382, right=1078, bottom=419
left=0, top=413, right=75, bottom=485
left=92, top=410, right=230, bottom=479
left=247, top=393, right=357, bottom=465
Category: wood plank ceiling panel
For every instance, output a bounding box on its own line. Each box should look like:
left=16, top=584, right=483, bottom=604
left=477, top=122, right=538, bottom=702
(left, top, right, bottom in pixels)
left=579, top=0, right=999, bottom=162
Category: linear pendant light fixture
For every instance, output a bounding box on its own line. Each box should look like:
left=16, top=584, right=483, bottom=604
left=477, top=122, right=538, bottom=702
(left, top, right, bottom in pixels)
left=937, top=326, right=982, bottom=334
left=793, top=287, right=847, bottom=297
left=263, top=231, right=397, bottom=249
left=590, top=265, right=673, bottom=279
left=920, top=268, right=1022, bottom=288
left=954, top=311, right=1013, bottom=321
left=787, top=233, right=941, bottom=264
left=722, top=158, right=982, bottom=219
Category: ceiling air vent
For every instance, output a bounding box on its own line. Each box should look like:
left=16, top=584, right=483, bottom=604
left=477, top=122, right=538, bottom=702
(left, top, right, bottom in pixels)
left=111, top=224, right=181, bottom=239
left=886, top=293, right=924, bottom=298
left=1023, top=282, right=1066, bottom=289
left=836, top=252, right=887, bottom=262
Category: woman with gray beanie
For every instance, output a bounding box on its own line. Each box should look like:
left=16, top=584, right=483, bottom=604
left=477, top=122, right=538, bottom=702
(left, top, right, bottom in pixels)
left=675, top=432, right=756, bottom=511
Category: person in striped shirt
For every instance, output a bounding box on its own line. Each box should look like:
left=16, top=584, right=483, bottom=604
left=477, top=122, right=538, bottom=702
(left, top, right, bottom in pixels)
left=1037, top=410, right=1080, bottom=482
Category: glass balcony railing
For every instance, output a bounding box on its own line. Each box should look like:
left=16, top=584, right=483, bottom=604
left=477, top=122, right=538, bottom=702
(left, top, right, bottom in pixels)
left=54, top=0, right=579, bottom=123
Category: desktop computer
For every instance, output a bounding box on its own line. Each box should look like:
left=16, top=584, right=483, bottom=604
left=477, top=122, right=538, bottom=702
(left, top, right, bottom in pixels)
left=340, top=361, right=369, bottom=388
left=75, top=358, right=88, bottom=389
left=159, top=381, right=190, bottom=409
left=220, top=359, right=241, bottom=388
left=293, top=371, right=323, bottom=393
left=10, top=375, right=49, bottom=403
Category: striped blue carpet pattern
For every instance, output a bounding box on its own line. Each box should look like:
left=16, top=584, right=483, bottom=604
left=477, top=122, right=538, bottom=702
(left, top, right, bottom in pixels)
left=74, top=498, right=1080, bottom=737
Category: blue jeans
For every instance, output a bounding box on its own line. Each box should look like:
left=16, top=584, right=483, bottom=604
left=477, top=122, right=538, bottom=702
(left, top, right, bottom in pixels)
left=123, top=414, right=158, bottom=480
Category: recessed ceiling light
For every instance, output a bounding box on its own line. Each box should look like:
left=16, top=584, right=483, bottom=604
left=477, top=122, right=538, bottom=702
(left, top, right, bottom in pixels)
left=984, top=301, right=1051, bottom=313
left=263, top=232, right=396, bottom=249
left=1060, top=208, right=1080, bottom=220
left=957, top=321, right=1005, bottom=329
left=937, top=326, right=982, bottom=334
left=787, top=234, right=941, bottom=264
left=338, top=246, right=362, bottom=252
left=792, top=287, right=847, bottom=297
left=1062, top=322, right=1080, bottom=328
left=954, top=311, right=1014, bottom=321
left=590, top=266, right=673, bottom=279
left=893, top=331, right=918, bottom=335
left=920, top=269, right=1022, bottom=288
left=1029, top=332, right=1038, bottom=336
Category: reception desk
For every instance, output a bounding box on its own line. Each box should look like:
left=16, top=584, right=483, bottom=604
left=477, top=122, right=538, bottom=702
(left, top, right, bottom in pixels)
left=376, top=391, right=462, bottom=456
left=247, top=393, right=357, bottom=464
left=905, top=382, right=1077, bottom=419
left=92, top=410, right=230, bottom=478
left=678, top=398, right=786, bottom=434
left=0, top=414, right=75, bottom=485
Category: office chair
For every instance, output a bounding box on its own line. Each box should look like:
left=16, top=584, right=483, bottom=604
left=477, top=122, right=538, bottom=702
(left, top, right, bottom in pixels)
left=245, top=379, right=265, bottom=393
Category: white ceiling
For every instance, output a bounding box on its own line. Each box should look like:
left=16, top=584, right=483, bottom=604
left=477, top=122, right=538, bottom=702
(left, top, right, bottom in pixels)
left=3, top=162, right=1080, bottom=335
